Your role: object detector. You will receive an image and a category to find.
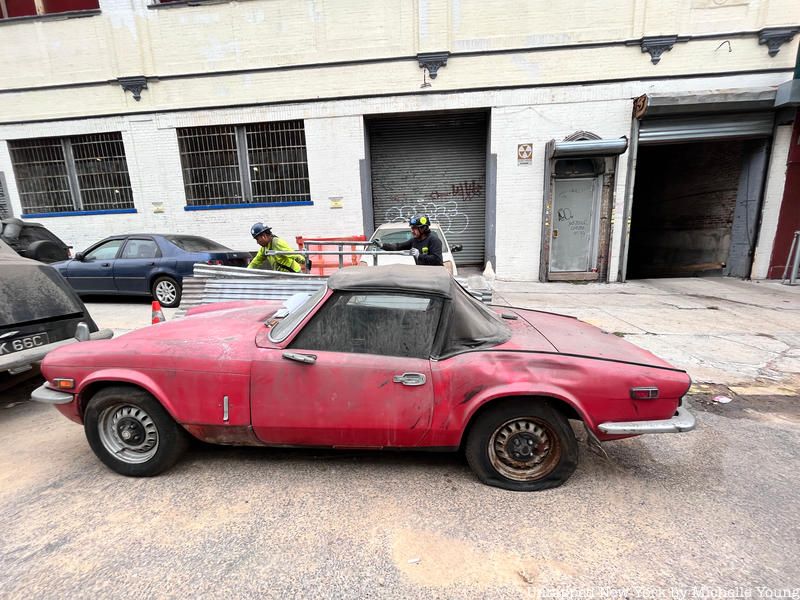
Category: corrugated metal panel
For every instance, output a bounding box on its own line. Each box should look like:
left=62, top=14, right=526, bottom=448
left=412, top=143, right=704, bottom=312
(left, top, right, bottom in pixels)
left=177, top=264, right=492, bottom=316
left=639, top=113, right=774, bottom=145
left=0, top=172, right=11, bottom=219
left=369, top=113, right=487, bottom=265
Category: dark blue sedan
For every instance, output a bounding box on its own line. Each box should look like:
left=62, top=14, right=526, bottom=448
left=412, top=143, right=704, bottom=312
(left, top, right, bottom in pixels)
left=52, top=234, right=251, bottom=308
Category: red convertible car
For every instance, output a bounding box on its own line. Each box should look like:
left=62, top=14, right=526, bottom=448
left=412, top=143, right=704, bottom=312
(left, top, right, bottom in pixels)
left=32, top=265, right=694, bottom=491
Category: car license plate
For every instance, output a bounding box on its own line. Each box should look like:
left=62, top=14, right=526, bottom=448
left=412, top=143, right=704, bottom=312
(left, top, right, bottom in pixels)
left=0, top=332, right=49, bottom=355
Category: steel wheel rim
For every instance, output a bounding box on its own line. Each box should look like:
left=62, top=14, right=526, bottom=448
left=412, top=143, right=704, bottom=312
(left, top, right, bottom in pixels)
left=98, top=404, right=159, bottom=464
left=488, top=417, right=561, bottom=482
left=155, top=280, right=177, bottom=304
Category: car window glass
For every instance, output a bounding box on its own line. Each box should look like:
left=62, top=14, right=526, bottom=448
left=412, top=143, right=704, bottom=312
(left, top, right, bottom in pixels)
left=85, top=239, right=124, bottom=261
left=289, top=291, right=441, bottom=358
left=165, top=236, right=232, bottom=252
left=376, top=228, right=448, bottom=252
left=269, top=286, right=327, bottom=342
left=18, top=226, right=58, bottom=246
left=121, top=239, right=159, bottom=259
left=379, top=231, right=412, bottom=245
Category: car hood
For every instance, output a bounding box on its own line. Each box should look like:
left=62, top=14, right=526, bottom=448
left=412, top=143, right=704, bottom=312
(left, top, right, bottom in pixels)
left=43, top=302, right=281, bottom=373
left=504, top=308, right=680, bottom=370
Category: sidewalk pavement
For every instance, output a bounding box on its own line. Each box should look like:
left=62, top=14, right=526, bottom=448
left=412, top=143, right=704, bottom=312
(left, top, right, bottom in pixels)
left=492, top=276, right=800, bottom=393
left=85, top=276, right=800, bottom=393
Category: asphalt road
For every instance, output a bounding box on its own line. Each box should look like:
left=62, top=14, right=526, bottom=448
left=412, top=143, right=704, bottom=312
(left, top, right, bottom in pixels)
left=2, top=377, right=799, bottom=598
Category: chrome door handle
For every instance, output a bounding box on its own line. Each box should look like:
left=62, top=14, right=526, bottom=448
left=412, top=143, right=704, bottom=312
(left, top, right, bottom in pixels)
left=282, top=351, right=317, bottom=364
left=393, top=372, right=426, bottom=386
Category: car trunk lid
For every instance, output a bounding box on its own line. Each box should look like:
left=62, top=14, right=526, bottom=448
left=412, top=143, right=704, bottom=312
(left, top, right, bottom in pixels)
left=510, top=308, right=679, bottom=370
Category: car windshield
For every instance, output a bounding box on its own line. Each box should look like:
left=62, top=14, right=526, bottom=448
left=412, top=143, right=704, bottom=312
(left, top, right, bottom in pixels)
left=165, top=235, right=232, bottom=252
left=269, top=285, right=327, bottom=342
left=0, top=263, right=85, bottom=326
left=375, top=227, right=449, bottom=251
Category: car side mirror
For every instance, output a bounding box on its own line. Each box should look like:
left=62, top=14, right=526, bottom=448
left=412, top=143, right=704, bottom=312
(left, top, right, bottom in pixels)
left=75, top=252, right=85, bottom=261
left=451, top=244, right=463, bottom=253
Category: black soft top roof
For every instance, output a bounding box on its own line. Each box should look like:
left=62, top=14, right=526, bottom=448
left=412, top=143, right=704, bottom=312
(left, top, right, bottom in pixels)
left=328, top=265, right=453, bottom=297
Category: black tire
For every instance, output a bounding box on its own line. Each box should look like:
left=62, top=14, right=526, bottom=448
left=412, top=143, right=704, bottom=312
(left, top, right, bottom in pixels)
left=151, top=275, right=181, bottom=308
left=84, top=386, right=189, bottom=477
left=465, top=399, right=578, bottom=491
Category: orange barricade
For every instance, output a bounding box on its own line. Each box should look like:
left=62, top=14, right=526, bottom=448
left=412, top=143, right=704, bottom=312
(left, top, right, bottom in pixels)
left=296, top=235, right=367, bottom=276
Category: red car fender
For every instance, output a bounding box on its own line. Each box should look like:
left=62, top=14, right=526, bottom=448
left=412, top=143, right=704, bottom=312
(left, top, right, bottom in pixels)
left=76, top=369, right=178, bottom=421
left=459, top=381, right=595, bottom=437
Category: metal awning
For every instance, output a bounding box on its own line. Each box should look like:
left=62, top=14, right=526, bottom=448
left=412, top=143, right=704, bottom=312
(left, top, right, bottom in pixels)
left=551, top=137, right=629, bottom=158
left=639, top=88, right=778, bottom=117
left=639, top=113, right=774, bottom=145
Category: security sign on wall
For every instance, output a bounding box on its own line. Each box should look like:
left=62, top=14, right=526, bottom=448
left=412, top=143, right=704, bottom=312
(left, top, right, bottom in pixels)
left=518, top=143, right=533, bottom=165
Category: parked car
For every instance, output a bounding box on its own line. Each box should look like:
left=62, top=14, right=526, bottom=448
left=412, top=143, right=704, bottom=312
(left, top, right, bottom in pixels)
left=1, top=239, right=112, bottom=381
left=1, top=217, right=71, bottom=263
left=33, top=264, right=694, bottom=490
left=52, top=234, right=252, bottom=308
left=360, top=222, right=463, bottom=275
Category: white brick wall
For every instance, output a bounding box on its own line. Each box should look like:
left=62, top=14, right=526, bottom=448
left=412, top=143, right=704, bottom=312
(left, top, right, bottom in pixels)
left=0, top=72, right=792, bottom=277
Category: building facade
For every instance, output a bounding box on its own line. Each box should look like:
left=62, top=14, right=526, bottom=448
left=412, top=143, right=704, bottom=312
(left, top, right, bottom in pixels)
left=0, top=0, right=798, bottom=281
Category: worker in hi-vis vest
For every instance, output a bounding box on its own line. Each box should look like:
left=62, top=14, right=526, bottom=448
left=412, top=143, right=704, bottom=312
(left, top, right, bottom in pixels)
left=247, top=222, right=306, bottom=273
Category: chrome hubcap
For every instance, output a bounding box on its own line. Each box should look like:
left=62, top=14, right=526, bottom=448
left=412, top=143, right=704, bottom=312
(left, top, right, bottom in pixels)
left=488, top=417, right=559, bottom=481
left=98, top=404, right=159, bottom=464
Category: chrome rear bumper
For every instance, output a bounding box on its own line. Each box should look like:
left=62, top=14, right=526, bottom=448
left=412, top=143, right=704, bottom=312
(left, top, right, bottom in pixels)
left=598, top=402, right=696, bottom=435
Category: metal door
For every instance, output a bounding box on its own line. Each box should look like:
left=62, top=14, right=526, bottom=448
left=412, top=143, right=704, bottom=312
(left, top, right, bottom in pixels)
left=250, top=350, right=434, bottom=447
left=369, top=113, right=487, bottom=265
left=550, top=178, right=600, bottom=272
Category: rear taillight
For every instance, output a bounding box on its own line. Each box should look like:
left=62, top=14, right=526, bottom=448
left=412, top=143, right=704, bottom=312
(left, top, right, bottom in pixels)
left=630, top=387, right=659, bottom=400
left=207, top=259, right=224, bottom=265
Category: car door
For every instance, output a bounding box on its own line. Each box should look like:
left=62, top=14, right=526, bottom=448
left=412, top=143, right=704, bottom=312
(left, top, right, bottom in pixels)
left=66, top=238, right=125, bottom=293
left=251, top=291, right=441, bottom=447
left=114, top=238, right=161, bottom=294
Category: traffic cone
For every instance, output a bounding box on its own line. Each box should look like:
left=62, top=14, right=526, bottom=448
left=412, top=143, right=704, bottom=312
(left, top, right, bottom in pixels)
left=151, top=300, right=166, bottom=324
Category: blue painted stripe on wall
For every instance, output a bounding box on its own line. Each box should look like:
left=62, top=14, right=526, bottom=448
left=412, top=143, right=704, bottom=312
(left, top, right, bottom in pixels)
left=185, top=201, right=314, bottom=211
left=22, top=208, right=138, bottom=218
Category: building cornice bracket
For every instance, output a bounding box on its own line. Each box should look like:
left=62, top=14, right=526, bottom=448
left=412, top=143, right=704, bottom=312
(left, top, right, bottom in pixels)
left=758, top=27, right=800, bottom=57
left=627, top=35, right=689, bottom=65
left=117, top=76, right=148, bottom=101
left=417, top=52, right=449, bottom=79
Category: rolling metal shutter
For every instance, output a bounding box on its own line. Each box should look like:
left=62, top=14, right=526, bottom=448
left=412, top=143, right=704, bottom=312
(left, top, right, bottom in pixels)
left=0, top=172, right=10, bottom=219
left=639, top=113, right=774, bottom=145
left=369, top=113, right=487, bottom=265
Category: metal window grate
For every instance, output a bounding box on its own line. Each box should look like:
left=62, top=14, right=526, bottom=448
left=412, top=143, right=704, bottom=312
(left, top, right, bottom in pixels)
left=72, top=133, right=134, bottom=211
left=177, top=120, right=310, bottom=206
left=247, top=121, right=310, bottom=203
left=9, top=132, right=134, bottom=214
left=9, top=138, right=73, bottom=214
left=178, top=125, right=243, bottom=206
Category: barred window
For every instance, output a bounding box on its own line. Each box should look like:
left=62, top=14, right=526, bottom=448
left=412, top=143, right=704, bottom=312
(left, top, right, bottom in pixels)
left=9, top=133, right=134, bottom=215
left=177, top=120, right=311, bottom=208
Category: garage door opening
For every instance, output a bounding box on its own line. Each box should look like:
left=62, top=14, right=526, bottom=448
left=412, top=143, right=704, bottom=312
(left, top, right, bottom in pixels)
left=367, top=112, right=488, bottom=266
left=627, top=139, right=767, bottom=279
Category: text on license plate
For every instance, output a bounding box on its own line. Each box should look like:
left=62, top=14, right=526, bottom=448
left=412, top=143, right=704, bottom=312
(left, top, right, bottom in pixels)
left=0, top=332, right=49, bottom=355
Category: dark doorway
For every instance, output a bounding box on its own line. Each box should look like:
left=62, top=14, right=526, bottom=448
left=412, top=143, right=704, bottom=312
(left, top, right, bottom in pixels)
left=628, top=140, right=758, bottom=279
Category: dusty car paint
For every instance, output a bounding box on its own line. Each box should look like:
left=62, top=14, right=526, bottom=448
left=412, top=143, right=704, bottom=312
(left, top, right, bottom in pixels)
left=37, top=266, right=692, bottom=491
left=44, top=295, right=689, bottom=450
